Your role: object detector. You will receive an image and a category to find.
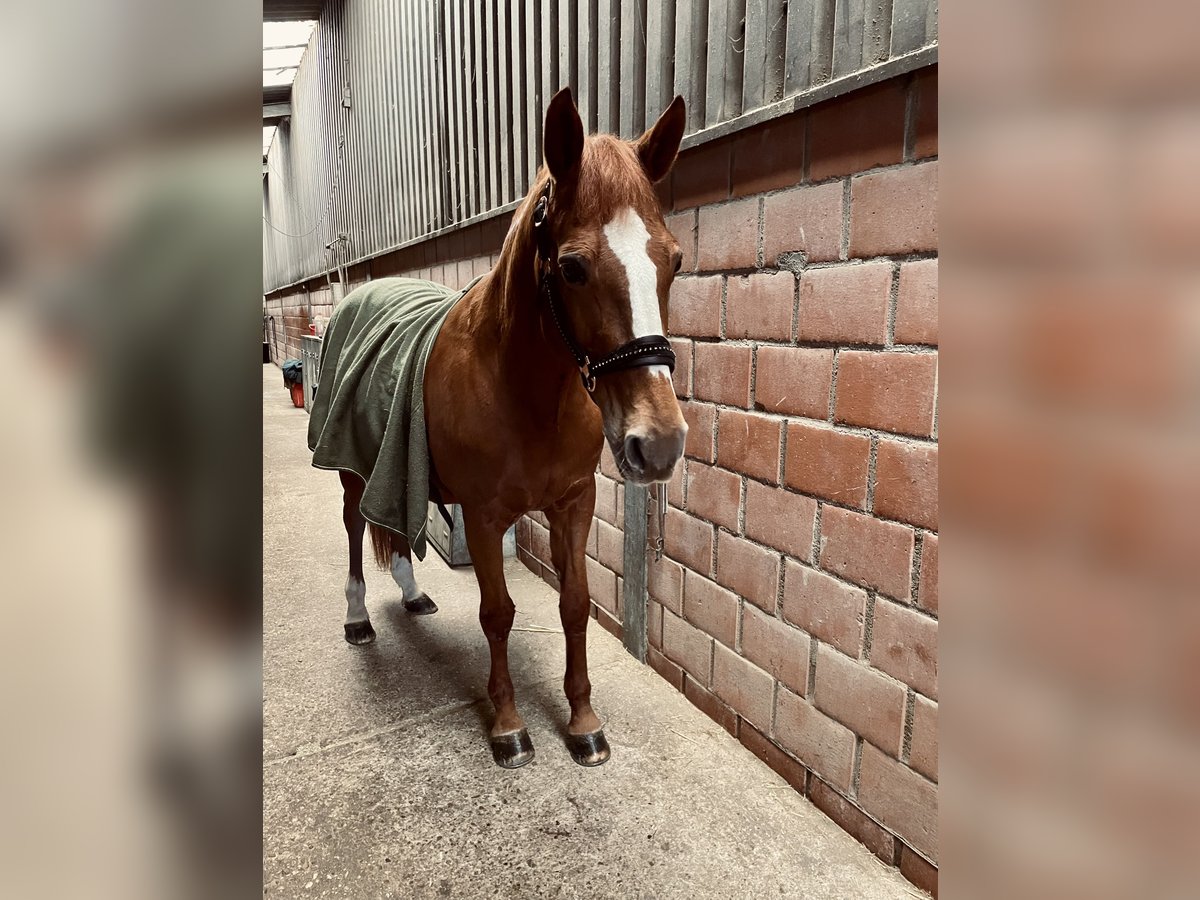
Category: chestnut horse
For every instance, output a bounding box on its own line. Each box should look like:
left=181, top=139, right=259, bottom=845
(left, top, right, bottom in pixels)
left=339, top=89, right=688, bottom=768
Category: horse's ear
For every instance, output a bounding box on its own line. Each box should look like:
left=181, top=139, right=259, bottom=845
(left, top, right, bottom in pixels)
left=636, top=95, right=686, bottom=183
left=544, top=88, right=584, bottom=181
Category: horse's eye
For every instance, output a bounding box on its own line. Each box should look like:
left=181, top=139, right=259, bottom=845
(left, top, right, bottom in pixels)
left=559, top=255, right=587, bottom=286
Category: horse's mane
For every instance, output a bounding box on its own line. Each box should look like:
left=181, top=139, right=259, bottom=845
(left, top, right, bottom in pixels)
left=478, top=135, right=657, bottom=341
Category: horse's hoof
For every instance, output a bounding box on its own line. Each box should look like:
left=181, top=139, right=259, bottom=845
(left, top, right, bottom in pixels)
left=566, top=730, right=611, bottom=767
left=490, top=729, right=535, bottom=769
left=343, top=621, right=376, bottom=645
left=403, top=593, right=438, bottom=615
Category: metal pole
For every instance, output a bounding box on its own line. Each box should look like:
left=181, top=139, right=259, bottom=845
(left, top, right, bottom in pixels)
left=621, top=483, right=649, bottom=662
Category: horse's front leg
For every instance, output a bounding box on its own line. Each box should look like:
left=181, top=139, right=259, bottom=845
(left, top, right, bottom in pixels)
left=547, top=479, right=610, bottom=766
left=462, top=505, right=535, bottom=769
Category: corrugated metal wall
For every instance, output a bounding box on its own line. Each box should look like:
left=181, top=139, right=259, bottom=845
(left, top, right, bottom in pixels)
left=263, top=0, right=938, bottom=293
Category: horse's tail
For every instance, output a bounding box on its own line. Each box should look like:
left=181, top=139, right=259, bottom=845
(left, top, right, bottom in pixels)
left=368, top=522, right=404, bottom=570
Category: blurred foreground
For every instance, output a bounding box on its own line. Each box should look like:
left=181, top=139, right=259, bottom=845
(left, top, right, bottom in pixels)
left=0, top=2, right=261, bottom=898
left=944, top=2, right=1200, bottom=897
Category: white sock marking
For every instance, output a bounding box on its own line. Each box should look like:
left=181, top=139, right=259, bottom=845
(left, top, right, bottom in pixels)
left=344, top=576, right=368, bottom=625
left=603, top=208, right=672, bottom=382
left=391, top=552, right=420, bottom=601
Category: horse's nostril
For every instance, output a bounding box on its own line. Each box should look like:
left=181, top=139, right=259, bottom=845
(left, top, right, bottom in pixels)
left=623, top=433, right=647, bottom=473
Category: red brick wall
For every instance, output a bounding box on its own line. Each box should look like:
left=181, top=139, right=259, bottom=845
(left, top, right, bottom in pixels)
left=264, top=290, right=319, bottom=364
left=264, top=250, right=501, bottom=366
left=518, top=65, right=939, bottom=894
left=264, top=211, right=513, bottom=367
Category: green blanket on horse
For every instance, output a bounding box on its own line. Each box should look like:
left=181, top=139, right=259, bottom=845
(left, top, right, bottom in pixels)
left=308, top=276, right=478, bottom=559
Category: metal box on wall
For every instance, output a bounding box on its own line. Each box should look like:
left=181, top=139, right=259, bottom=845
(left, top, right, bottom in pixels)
left=426, top=503, right=470, bottom=566
left=426, top=503, right=517, bottom=567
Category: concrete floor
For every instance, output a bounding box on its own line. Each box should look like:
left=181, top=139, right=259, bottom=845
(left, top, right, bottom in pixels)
left=264, top=365, right=918, bottom=899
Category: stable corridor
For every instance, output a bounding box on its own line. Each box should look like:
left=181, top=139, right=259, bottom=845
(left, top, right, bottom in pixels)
left=263, top=365, right=916, bottom=899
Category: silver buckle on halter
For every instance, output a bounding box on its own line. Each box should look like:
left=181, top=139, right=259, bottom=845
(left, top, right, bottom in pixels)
left=579, top=357, right=596, bottom=393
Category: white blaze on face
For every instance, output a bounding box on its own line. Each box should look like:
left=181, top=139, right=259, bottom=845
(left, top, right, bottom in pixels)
left=603, top=207, right=670, bottom=380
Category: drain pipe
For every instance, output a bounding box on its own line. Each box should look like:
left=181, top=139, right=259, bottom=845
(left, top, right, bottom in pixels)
left=325, top=233, right=349, bottom=301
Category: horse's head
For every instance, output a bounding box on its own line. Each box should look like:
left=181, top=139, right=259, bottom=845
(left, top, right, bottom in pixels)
left=539, top=89, right=689, bottom=485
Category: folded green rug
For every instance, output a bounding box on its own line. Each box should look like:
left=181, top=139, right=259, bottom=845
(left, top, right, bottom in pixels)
left=308, top=275, right=479, bottom=559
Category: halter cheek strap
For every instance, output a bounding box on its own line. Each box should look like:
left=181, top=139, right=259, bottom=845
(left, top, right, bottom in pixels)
left=532, top=181, right=676, bottom=393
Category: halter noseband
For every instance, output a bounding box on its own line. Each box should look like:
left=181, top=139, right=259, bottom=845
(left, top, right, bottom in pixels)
left=531, top=181, right=676, bottom=392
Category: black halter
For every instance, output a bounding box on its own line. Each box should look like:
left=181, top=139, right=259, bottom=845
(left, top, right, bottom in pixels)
left=531, top=181, right=676, bottom=392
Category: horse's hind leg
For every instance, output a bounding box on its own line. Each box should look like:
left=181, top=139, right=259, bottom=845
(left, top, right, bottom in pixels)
left=388, top=537, right=438, bottom=615
left=339, top=471, right=375, bottom=645
left=462, top=505, right=534, bottom=769
left=547, top=479, right=610, bottom=766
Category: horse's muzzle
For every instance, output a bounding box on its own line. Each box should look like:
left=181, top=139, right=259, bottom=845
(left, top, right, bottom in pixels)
left=620, top=423, right=686, bottom=484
